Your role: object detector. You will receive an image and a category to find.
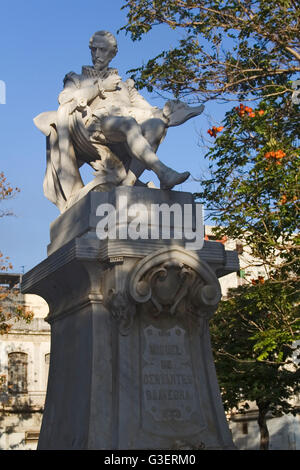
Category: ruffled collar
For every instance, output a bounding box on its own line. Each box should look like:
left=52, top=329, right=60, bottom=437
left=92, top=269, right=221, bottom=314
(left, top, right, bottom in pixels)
left=81, top=66, right=118, bottom=79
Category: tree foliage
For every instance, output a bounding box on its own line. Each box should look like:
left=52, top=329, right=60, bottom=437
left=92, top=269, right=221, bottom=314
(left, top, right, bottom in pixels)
left=196, top=91, right=299, bottom=280
left=0, top=173, right=33, bottom=335
left=211, top=280, right=300, bottom=450
left=121, top=0, right=300, bottom=101
left=198, top=86, right=299, bottom=449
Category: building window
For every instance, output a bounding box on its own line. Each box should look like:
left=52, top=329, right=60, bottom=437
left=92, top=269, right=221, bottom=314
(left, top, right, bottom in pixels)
left=242, top=421, right=248, bottom=435
left=236, top=242, right=244, bottom=254
left=25, top=431, right=40, bottom=444
left=8, top=352, right=28, bottom=394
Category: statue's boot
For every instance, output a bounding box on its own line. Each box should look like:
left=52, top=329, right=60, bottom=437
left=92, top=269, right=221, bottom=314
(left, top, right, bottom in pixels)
left=159, top=169, right=190, bottom=190
left=152, top=161, right=190, bottom=190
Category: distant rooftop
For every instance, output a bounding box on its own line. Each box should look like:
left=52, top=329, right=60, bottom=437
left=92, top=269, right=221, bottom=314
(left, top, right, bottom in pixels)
left=0, top=272, right=22, bottom=288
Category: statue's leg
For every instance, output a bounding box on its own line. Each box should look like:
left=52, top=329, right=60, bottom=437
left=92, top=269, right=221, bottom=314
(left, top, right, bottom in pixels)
left=122, top=159, right=145, bottom=186
left=124, top=118, right=168, bottom=185
left=100, top=115, right=189, bottom=190
left=141, top=118, right=168, bottom=152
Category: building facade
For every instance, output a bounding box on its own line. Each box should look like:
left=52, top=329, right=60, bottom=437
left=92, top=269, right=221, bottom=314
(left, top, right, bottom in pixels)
left=0, top=274, right=50, bottom=450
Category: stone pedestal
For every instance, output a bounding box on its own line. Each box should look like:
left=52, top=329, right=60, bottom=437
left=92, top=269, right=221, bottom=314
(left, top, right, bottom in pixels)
left=21, top=187, right=238, bottom=450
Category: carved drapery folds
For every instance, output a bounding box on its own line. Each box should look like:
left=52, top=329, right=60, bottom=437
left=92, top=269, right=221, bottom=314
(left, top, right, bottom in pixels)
left=105, top=247, right=222, bottom=335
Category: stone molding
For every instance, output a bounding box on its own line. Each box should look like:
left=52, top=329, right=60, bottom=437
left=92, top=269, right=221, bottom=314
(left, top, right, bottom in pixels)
left=104, top=247, right=221, bottom=336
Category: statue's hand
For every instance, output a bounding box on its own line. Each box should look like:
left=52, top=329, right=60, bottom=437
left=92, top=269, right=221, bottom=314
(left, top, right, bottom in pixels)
left=69, top=97, right=87, bottom=113
left=76, top=97, right=87, bottom=109
left=101, top=74, right=122, bottom=92
left=151, top=107, right=167, bottom=121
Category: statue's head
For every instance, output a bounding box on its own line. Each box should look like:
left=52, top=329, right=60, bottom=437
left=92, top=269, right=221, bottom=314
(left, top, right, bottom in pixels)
left=89, top=30, right=118, bottom=71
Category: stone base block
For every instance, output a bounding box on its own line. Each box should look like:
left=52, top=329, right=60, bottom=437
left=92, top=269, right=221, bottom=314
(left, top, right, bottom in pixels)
left=21, top=188, right=238, bottom=450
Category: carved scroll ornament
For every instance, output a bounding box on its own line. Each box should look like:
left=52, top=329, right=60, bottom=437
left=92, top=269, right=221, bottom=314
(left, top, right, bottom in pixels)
left=105, top=247, right=222, bottom=335
left=128, top=247, right=221, bottom=317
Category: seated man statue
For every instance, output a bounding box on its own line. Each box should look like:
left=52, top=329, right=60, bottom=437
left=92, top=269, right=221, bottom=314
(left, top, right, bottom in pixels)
left=34, top=30, right=204, bottom=213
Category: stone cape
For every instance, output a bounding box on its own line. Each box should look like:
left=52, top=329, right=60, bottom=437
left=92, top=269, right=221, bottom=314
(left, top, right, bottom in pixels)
left=21, top=187, right=239, bottom=450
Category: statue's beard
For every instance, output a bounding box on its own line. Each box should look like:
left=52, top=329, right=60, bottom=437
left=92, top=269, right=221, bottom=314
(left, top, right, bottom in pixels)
left=92, top=55, right=113, bottom=72
left=94, top=63, right=105, bottom=72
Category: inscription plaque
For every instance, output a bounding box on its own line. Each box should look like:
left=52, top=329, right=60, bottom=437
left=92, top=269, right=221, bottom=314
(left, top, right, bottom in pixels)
left=142, top=326, right=197, bottom=422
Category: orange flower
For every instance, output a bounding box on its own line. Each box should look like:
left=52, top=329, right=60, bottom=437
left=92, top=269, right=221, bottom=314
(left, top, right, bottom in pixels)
left=251, top=277, right=265, bottom=285
left=236, top=104, right=245, bottom=117
left=264, top=150, right=286, bottom=162
left=207, top=125, right=224, bottom=138
left=236, top=104, right=258, bottom=118
left=275, top=150, right=286, bottom=159
left=279, top=194, right=287, bottom=205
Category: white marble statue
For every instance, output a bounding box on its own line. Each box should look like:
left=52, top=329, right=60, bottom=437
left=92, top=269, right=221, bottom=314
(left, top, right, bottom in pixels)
left=34, top=31, right=204, bottom=213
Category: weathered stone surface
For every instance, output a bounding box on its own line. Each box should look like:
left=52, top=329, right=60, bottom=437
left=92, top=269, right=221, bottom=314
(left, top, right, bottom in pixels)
left=47, top=186, right=196, bottom=255
left=21, top=187, right=238, bottom=449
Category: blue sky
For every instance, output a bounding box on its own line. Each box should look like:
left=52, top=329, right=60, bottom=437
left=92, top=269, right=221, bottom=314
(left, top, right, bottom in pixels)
left=0, top=0, right=225, bottom=273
